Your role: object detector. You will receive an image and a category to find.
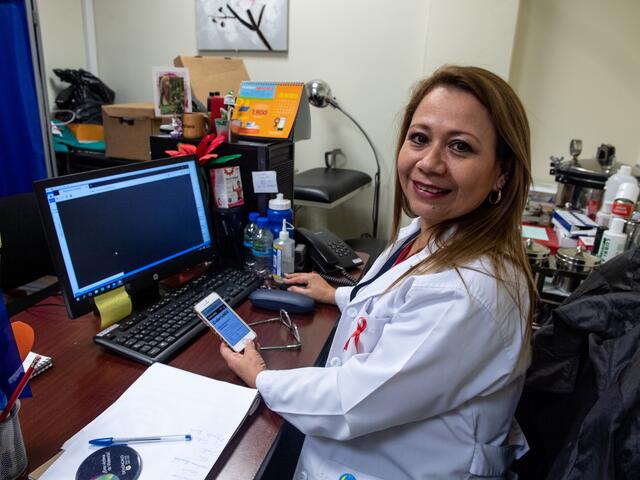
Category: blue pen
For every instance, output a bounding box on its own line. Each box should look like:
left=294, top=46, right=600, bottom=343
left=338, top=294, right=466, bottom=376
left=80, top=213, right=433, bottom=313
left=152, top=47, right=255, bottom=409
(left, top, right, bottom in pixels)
left=0, top=390, right=6, bottom=411
left=89, top=434, right=192, bottom=446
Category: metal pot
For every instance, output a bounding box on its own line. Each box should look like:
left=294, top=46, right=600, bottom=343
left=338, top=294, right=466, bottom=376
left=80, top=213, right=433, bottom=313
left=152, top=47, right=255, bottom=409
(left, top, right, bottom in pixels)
left=553, top=246, right=601, bottom=293
left=549, top=141, right=640, bottom=215
left=524, top=238, right=550, bottom=268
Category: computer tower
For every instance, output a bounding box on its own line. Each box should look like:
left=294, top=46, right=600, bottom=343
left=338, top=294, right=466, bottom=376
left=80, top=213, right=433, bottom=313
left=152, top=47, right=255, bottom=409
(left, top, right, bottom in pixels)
left=150, top=135, right=295, bottom=218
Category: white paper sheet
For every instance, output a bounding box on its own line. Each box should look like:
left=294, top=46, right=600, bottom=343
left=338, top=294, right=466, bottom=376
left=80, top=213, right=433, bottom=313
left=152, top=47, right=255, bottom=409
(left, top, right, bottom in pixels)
left=251, top=171, right=278, bottom=193
left=41, top=363, right=259, bottom=480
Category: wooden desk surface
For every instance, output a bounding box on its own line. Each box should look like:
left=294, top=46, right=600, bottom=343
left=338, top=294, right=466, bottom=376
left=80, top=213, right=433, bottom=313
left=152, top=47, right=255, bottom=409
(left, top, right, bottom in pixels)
left=13, top=291, right=342, bottom=479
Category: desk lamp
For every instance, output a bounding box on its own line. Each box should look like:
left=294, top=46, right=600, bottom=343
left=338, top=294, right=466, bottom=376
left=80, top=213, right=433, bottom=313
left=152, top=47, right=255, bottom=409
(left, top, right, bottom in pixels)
left=305, top=80, right=381, bottom=238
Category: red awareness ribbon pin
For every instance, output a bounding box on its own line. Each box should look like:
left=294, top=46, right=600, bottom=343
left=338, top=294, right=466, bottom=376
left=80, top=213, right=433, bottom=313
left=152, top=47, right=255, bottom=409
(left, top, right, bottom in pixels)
left=343, top=317, right=367, bottom=353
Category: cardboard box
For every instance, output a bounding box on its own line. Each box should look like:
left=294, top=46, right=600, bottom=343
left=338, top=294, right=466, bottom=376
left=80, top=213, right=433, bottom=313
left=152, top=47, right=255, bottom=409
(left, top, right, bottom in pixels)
left=173, top=56, right=250, bottom=105
left=102, top=103, right=163, bottom=160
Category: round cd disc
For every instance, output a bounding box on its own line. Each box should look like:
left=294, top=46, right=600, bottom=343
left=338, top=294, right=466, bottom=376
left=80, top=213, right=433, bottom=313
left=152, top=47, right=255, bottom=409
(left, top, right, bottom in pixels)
left=76, top=445, right=142, bottom=480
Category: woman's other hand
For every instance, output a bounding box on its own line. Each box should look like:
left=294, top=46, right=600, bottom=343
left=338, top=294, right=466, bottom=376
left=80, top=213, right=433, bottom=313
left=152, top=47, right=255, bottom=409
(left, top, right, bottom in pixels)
left=283, top=272, right=337, bottom=305
left=219, top=340, right=267, bottom=388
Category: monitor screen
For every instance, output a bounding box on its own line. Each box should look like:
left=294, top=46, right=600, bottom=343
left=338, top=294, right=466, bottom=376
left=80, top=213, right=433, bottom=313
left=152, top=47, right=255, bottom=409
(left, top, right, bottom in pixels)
left=34, top=156, right=213, bottom=318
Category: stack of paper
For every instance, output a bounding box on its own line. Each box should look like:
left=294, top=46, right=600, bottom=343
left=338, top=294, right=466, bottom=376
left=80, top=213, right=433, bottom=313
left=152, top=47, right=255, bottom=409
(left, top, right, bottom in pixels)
left=40, top=363, right=259, bottom=480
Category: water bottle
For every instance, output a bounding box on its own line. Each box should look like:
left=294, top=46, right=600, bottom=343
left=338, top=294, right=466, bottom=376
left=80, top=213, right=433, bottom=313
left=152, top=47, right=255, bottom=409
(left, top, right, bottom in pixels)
left=273, top=219, right=295, bottom=284
left=243, top=212, right=260, bottom=271
left=252, top=217, right=274, bottom=279
left=267, top=193, right=294, bottom=239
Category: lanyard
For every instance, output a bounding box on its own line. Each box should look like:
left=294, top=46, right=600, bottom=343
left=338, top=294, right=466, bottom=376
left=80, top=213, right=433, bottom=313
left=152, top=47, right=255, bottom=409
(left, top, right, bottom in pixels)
left=349, top=230, right=420, bottom=302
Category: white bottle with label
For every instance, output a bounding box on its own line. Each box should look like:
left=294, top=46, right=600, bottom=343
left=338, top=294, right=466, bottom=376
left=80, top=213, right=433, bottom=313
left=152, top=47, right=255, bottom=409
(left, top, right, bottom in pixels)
left=597, top=165, right=638, bottom=223
left=597, top=217, right=628, bottom=262
left=272, top=219, right=295, bottom=283
left=609, top=181, right=639, bottom=225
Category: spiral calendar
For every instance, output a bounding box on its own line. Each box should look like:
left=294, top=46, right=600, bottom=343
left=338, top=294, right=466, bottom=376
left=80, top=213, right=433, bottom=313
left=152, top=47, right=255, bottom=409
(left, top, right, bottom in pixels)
left=231, top=81, right=308, bottom=140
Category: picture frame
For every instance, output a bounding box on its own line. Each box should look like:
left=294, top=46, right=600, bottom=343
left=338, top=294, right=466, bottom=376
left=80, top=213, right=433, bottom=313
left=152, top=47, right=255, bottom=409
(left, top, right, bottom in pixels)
left=195, top=0, right=288, bottom=52
left=152, top=67, right=193, bottom=117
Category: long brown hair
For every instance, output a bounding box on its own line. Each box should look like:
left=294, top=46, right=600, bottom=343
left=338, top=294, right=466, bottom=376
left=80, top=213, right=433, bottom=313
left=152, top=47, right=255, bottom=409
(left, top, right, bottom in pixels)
left=389, top=65, right=536, bottom=347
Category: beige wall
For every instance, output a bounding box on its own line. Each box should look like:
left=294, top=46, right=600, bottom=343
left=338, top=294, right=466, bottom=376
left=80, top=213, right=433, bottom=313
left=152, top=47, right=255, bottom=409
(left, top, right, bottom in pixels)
left=423, top=0, right=520, bottom=79
left=511, top=0, right=640, bottom=184
left=37, top=0, right=87, bottom=110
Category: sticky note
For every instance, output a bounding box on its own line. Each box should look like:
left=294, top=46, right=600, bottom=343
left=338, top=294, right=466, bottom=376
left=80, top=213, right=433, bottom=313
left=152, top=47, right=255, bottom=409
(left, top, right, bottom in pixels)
left=252, top=171, right=278, bottom=193
left=95, top=286, right=132, bottom=329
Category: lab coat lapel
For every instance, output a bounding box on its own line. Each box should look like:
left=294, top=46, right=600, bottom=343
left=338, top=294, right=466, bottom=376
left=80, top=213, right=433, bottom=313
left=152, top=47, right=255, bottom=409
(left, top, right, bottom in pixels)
left=349, top=218, right=425, bottom=305
left=350, top=249, right=428, bottom=305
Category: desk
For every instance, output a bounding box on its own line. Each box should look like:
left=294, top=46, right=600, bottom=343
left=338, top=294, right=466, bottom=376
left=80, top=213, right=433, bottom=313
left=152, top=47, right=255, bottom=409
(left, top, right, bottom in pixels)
left=13, top=290, right=345, bottom=479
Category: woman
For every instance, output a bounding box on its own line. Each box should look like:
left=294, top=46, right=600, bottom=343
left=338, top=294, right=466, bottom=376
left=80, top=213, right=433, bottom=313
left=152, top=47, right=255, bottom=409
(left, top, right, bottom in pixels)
left=221, top=65, right=536, bottom=479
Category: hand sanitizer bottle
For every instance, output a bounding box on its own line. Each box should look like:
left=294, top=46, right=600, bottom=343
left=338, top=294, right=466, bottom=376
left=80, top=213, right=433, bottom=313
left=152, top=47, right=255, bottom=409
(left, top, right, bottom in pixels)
left=273, top=219, right=295, bottom=284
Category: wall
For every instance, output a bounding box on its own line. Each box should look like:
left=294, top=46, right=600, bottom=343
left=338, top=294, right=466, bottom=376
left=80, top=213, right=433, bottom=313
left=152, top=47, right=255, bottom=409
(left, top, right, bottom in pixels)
left=36, top=0, right=87, bottom=110
left=511, top=0, right=640, bottom=184
left=423, top=0, right=520, bottom=79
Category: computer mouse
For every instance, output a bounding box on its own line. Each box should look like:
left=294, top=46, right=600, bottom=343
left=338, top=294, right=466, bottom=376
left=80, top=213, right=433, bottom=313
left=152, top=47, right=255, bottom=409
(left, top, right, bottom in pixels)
left=249, top=289, right=315, bottom=313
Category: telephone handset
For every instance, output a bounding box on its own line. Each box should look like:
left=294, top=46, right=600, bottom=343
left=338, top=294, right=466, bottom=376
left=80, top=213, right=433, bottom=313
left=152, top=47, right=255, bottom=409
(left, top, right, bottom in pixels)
left=295, top=227, right=363, bottom=274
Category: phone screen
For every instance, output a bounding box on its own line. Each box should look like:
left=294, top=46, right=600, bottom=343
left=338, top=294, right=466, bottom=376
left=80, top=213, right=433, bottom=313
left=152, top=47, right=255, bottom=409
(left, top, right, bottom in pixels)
left=200, top=298, right=250, bottom=346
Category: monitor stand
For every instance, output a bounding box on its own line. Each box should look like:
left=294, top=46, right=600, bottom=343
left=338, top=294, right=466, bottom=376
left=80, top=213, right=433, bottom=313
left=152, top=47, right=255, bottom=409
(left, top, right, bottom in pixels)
left=126, top=277, right=161, bottom=311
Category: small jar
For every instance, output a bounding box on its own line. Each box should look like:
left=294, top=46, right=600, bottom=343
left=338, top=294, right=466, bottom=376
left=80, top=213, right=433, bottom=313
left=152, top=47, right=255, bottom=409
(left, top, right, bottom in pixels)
left=553, top=246, right=601, bottom=293
left=524, top=238, right=550, bottom=268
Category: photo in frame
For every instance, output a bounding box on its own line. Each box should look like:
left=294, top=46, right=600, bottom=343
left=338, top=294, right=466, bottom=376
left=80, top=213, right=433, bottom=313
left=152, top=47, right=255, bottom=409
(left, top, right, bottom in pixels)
left=152, top=67, right=193, bottom=117
left=195, top=0, right=288, bottom=52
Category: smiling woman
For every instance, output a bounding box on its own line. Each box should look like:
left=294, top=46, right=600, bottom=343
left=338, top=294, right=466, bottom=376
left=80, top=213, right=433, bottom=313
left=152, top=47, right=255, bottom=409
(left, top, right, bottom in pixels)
left=221, top=65, right=537, bottom=479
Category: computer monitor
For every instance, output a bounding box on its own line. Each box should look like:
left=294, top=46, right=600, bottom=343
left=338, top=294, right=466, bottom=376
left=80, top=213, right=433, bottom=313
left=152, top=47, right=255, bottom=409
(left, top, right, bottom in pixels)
left=34, top=156, right=213, bottom=319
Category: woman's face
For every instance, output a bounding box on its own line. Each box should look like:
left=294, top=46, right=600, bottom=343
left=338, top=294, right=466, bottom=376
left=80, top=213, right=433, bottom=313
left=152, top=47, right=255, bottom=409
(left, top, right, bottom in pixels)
left=397, top=86, right=504, bottom=230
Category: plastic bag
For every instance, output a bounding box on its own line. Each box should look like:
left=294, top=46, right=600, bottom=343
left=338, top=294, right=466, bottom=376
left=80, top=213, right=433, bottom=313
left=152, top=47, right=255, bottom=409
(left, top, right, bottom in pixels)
left=54, top=69, right=115, bottom=124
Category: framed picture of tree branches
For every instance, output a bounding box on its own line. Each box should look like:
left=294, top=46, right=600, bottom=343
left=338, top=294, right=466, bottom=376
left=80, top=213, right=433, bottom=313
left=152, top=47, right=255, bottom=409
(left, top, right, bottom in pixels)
left=195, top=0, right=288, bottom=52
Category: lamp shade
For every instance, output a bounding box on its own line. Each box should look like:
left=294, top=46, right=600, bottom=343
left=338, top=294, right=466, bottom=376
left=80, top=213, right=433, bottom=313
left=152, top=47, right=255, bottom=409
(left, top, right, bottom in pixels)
left=305, top=79, right=335, bottom=108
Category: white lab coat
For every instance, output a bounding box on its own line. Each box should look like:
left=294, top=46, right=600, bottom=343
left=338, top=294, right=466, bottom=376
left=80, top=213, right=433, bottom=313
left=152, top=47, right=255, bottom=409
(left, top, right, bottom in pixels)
left=257, top=218, right=529, bottom=479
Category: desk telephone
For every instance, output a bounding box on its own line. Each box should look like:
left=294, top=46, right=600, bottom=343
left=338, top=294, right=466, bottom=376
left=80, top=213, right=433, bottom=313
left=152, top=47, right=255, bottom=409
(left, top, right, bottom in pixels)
left=295, top=227, right=363, bottom=275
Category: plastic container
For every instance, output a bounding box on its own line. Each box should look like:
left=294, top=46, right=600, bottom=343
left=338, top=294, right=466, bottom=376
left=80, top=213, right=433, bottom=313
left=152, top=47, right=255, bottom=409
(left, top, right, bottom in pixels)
left=243, top=212, right=260, bottom=272
left=0, top=400, right=27, bottom=480
left=610, top=181, right=639, bottom=222
left=600, top=165, right=638, bottom=210
left=272, top=219, right=295, bottom=283
left=208, top=91, right=225, bottom=134
left=252, top=217, right=274, bottom=279
left=267, top=193, right=294, bottom=239
left=598, top=217, right=627, bottom=262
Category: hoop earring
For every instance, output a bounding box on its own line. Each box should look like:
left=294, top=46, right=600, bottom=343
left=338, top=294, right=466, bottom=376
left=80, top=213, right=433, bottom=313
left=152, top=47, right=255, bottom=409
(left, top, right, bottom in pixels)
left=488, top=189, right=502, bottom=205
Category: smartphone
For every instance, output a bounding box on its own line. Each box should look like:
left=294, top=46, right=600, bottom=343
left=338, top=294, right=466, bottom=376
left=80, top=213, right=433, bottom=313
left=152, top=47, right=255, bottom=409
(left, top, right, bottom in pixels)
left=194, top=292, right=256, bottom=352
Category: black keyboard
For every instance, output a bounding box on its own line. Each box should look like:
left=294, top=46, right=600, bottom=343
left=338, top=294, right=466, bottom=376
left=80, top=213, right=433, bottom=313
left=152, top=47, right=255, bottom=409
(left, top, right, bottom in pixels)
left=94, top=268, right=262, bottom=365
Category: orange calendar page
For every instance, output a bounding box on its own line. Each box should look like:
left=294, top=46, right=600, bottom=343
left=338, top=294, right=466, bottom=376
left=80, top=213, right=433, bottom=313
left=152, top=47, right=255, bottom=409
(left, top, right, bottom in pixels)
left=231, top=82, right=304, bottom=139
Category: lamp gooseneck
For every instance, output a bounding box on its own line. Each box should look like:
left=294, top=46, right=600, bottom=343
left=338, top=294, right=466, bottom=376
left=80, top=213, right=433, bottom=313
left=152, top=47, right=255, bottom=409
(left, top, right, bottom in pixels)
left=305, top=79, right=381, bottom=238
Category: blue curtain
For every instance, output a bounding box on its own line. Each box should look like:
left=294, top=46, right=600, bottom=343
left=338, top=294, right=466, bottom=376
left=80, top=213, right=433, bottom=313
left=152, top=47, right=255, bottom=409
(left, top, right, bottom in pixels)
left=0, top=0, right=47, bottom=197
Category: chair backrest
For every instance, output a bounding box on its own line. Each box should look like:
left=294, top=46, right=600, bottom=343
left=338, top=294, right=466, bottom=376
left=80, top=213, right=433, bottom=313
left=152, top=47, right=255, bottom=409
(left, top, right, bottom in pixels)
left=0, top=192, right=54, bottom=290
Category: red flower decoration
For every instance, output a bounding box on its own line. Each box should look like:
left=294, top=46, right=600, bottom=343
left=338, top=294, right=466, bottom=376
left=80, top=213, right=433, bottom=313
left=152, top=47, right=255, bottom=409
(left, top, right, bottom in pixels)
left=165, top=133, right=226, bottom=166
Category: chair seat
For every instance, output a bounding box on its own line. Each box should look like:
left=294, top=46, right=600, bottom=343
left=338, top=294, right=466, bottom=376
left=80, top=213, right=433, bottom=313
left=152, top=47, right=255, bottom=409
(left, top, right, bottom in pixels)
left=294, top=168, right=372, bottom=203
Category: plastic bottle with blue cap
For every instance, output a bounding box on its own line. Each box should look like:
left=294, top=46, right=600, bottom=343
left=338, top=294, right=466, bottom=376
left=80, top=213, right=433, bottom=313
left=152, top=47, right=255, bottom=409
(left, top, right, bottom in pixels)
left=252, top=217, right=274, bottom=279
left=267, top=193, right=294, bottom=239
left=243, top=212, right=260, bottom=272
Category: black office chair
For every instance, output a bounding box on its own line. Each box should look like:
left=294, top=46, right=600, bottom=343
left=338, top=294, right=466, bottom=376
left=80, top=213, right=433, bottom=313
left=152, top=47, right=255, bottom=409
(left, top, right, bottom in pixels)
left=0, top=192, right=58, bottom=315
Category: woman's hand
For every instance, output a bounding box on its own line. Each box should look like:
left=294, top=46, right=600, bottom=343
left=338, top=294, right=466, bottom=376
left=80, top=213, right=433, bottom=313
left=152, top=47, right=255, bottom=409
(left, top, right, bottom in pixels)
left=219, top=340, right=267, bottom=389
left=283, top=272, right=337, bottom=305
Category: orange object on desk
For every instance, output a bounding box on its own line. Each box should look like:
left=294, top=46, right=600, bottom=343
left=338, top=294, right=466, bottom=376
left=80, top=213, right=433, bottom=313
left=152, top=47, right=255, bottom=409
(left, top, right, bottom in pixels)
left=67, top=123, right=104, bottom=142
